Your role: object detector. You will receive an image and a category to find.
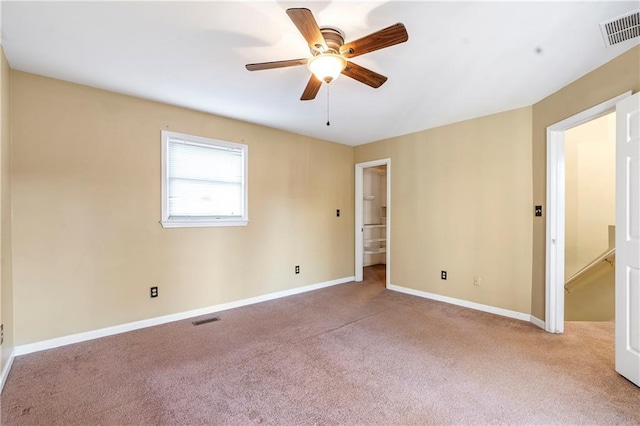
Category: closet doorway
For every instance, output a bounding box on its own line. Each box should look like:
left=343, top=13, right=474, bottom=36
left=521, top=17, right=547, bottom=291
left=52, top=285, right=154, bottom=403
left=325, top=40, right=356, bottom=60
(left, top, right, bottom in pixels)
left=355, top=159, right=390, bottom=286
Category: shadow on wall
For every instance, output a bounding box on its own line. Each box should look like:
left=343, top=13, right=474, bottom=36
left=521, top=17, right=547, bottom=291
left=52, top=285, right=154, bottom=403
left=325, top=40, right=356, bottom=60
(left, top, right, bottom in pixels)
left=565, top=261, right=614, bottom=321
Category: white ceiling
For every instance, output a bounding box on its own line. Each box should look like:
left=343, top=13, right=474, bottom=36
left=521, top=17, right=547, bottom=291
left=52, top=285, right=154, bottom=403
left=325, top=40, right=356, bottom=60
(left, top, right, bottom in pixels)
left=2, top=1, right=639, bottom=146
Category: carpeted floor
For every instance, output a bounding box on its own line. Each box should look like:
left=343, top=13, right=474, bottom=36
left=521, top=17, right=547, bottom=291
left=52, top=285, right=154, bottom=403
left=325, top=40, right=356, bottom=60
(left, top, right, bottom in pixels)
left=1, top=264, right=639, bottom=425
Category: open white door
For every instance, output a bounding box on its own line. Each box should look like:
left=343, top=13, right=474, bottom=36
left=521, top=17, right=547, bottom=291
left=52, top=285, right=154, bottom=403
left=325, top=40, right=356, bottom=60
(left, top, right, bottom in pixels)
left=615, top=92, right=640, bottom=387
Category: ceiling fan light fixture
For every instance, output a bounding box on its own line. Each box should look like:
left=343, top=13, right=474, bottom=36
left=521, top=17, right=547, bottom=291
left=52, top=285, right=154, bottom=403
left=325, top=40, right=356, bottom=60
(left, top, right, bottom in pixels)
left=308, top=54, right=347, bottom=83
left=246, top=9, right=408, bottom=100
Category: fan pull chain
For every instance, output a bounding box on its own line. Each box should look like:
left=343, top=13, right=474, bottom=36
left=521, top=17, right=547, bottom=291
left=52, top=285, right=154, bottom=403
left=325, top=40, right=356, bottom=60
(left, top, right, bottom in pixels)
left=326, top=83, right=330, bottom=126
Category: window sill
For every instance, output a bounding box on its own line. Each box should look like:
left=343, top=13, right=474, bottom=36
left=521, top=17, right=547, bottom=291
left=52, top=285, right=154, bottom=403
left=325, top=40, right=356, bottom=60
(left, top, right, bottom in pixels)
left=160, top=219, right=249, bottom=228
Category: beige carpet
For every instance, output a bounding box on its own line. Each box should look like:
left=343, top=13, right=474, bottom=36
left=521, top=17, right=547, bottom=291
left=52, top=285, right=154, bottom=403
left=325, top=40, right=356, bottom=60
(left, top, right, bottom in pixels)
left=1, top=265, right=639, bottom=425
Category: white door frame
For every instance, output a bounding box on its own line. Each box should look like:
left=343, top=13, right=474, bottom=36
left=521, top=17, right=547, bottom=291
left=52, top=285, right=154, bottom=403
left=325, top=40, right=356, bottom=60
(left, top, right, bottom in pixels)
left=355, top=158, right=391, bottom=285
left=545, top=91, right=632, bottom=333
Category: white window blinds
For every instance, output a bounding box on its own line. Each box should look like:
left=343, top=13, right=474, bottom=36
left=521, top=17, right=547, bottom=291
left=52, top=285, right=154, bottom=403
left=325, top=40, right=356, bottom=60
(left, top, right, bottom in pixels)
left=161, top=131, right=248, bottom=228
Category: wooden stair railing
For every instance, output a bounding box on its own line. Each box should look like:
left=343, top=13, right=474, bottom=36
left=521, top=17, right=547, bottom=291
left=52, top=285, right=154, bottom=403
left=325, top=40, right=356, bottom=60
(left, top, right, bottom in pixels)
left=565, top=247, right=615, bottom=293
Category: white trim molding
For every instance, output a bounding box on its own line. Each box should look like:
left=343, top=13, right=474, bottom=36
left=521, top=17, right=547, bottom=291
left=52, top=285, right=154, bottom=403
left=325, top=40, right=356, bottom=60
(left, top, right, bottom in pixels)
left=545, top=91, right=632, bottom=334
left=530, top=316, right=545, bottom=330
left=388, top=284, right=538, bottom=325
left=14, top=276, right=354, bottom=357
left=545, top=125, right=566, bottom=334
left=0, top=349, right=15, bottom=394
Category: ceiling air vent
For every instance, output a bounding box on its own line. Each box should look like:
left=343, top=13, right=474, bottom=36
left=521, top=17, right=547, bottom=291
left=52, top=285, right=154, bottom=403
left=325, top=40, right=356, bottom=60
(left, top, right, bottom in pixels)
left=600, top=9, right=640, bottom=47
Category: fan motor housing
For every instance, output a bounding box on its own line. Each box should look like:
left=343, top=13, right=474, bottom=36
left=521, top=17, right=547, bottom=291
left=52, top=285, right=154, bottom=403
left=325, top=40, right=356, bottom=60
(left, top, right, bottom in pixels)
left=315, top=27, right=345, bottom=55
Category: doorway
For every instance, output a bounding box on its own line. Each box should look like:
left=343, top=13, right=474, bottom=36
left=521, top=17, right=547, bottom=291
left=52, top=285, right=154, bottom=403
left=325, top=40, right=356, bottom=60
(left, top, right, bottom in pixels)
left=355, top=159, right=391, bottom=286
left=545, top=91, right=631, bottom=333
left=563, top=112, right=616, bottom=321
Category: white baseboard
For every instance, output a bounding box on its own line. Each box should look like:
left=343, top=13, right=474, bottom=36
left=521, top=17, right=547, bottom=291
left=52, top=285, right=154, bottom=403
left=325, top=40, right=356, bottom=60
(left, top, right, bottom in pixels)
left=15, top=276, right=355, bottom=357
left=530, top=315, right=545, bottom=330
left=0, top=349, right=15, bottom=394
left=388, top=283, right=536, bottom=324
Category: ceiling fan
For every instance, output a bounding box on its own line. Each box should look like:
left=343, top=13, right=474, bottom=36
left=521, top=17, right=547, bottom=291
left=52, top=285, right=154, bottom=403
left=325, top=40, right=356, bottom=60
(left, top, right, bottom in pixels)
left=245, top=8, right=409, bottom=101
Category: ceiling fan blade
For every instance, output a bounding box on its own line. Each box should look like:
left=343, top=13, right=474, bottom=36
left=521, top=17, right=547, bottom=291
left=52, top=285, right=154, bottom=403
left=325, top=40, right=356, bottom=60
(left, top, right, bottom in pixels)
left=301, top=75, right=322, bottom=101
left=245, top=58, right=308, bottom=71
left=341, top=23, right=408, bottom=58
left=341, top=61, right=388, bottom=88
left=286, top=8, right=328, bottom=53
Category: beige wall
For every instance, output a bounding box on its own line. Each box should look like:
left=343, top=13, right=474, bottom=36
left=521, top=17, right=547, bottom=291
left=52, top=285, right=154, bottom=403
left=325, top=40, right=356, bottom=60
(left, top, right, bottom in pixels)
left=5, top=44, right=640, bottom=349
left=565, top=112, right=616, bottom=278
left=1, top=47, right=13, bottom=373
left=11, top=71, right=354, bottom=345
left=355, top=107, right=533, bottom=314
left=565, top=262, right=615, bottom=321
left=531, top=45, right=640, bottom=320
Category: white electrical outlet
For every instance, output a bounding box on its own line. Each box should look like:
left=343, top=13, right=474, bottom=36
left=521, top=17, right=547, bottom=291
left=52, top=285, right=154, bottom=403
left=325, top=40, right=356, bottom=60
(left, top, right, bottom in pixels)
left=473, top=276, right=481, bottom=287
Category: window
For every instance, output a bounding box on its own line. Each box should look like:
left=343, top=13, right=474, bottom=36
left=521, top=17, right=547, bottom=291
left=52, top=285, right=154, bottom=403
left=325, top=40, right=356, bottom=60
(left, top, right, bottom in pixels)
left=161, top=130, right=248, bottom=228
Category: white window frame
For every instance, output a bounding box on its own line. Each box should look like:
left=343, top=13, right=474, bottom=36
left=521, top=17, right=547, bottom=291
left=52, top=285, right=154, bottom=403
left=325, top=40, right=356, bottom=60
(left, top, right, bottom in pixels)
left=161, top=130, right=248, bottom=228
